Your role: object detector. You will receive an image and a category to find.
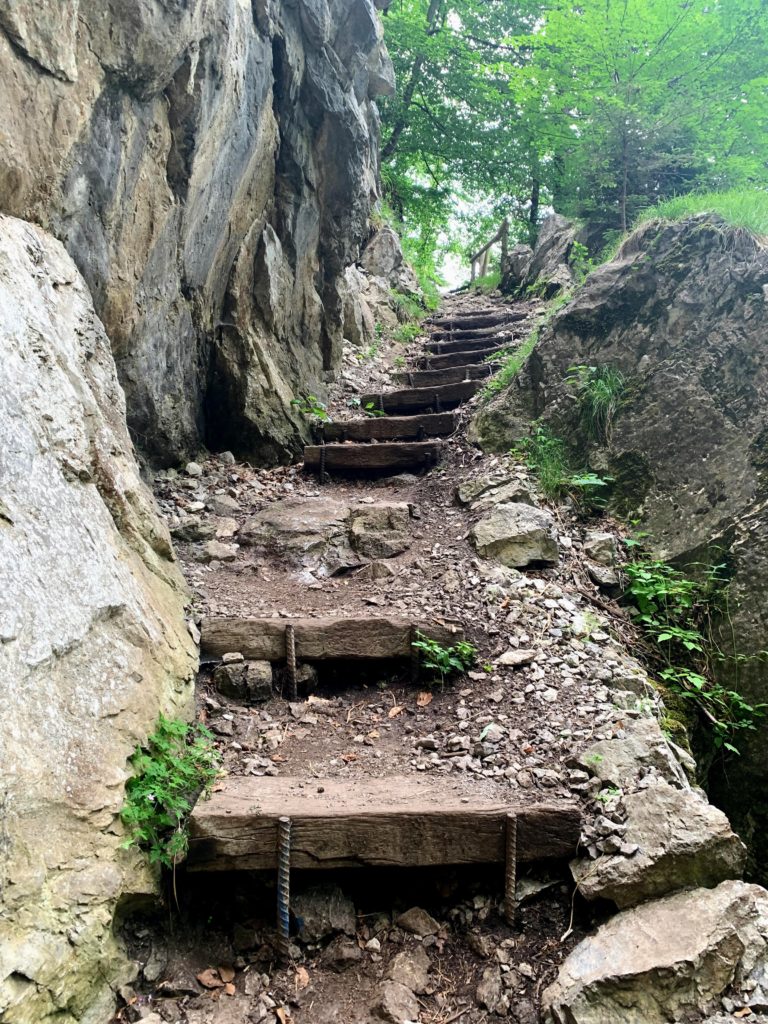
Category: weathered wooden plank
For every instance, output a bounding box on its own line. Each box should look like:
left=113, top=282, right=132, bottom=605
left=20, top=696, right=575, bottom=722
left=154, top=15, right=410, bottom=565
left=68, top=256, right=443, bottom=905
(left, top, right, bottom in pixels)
left=417, top=346, right=507, bottom=370
left=303, top=441, right=443, bottom=472
left=426, top=335, right=515, bottom=355
left=320, top=412, right=456, bottom=443
left=394, top=364, right=497, bottom=388
left=201, top=615, right=462, bottom=661
left=430, top=324, right=522, bottom=343
left=187, top=777, right=582, bottom=871
left=359, top=380, right=482, bottom=415
left=430, top=311, right=525, bottom=331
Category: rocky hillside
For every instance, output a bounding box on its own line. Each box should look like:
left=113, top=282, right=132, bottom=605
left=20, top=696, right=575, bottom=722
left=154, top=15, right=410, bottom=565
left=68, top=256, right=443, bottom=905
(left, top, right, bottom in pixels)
left=473, top=214, right=768, bottom=857
left=0, top=0, right=393, bottom=465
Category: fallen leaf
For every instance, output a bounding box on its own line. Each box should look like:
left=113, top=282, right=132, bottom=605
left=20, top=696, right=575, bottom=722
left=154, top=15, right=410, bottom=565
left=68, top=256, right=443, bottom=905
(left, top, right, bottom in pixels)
left=276, top=1008, right=290, bottom=1023
left=341, top=752, right=358, bottom=763
left=307, top=695, right=331, bottom=706
left=218, top=966, right=235, bottom=984
left=212, top=783, right=225, bottom=792
left=734, top=1010, right=752, bottom=1019
left=367, top=729, right=380, bottom=740
left=388, top=705, right=404, bottom=718
left=271, top=754, right=286, bottom=763
left=197, top=968, right=224, bottom=989
left=224, top=983, right=236, bottom=997
left=416, top=692, right=433, bottom=707
left=295, top=966, right=310, bottom=990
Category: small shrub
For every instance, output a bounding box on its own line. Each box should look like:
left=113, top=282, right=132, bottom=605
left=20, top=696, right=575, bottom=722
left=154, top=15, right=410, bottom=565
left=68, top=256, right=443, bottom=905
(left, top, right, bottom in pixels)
left=566, top=364, right=627, bottom=442
left=412, top=632, right=477, bottom=686
left=392, top=323, right=422, bottom=344
left=121, top=715, right=221, bottom=867
left=290, top=394, right=331, bottom=422
left=471, top=269, right=501, bottom=292
left=514, top=426, right=612, bottom=507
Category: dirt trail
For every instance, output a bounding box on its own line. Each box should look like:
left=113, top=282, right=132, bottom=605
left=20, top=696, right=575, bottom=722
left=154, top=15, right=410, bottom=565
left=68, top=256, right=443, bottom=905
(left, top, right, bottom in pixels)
left=116, top=291, right=642, bottom=1024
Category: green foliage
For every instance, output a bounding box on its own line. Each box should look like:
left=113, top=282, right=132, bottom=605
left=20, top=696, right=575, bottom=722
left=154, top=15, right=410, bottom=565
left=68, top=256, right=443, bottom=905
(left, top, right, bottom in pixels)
left=624, top=559, right=767, bottom=754
left=121, top=715, right=221, bottom=868
left=363, top=401, right=387, bottom=418
left=380, top=0, right=768, bottom=268
left=392, top=322, right=422, bottom=344
left=290, top=394, right=331, bottom=422
left=483, top=330, right=539, bottom=399
left=413, top=631, right=477, bottom=686
left=635, top=189, right=768, bottom=238
left=513, top=426, right=611, bottom=505
left=566, top=365, right=628, bottom=443
left=471, top=269, right=502, bottom=293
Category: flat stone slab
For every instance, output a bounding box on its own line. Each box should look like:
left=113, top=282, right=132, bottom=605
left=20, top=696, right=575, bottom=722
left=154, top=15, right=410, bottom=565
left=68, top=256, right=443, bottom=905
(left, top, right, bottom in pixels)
left=188, top=776, right=581, bottom=871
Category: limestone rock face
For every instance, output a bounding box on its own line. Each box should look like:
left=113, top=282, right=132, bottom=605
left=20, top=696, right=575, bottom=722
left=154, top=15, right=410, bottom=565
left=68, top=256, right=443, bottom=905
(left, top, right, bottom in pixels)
left=0, top=217, right=197, bottom=1023
left=0, top=0, right=392, bottom=466
left=572, top=781, right=746, bottom=908
left=543, top=881, right=768, bottom=1024
left=476, top=215, right=768, bottom=803
left=471, top=503, right=558, bottom=568
left=501, top=214, right=577, bottom=297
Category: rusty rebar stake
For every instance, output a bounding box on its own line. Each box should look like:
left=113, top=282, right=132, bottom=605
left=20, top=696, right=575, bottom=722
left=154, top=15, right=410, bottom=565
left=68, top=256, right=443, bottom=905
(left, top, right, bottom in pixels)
left=286, top=624, right=297, bottom=701
left=319, top=439, right=327, bottom=486
left=410, top=625, right=420, bottom=683
left=277, top=816, right=292, bottom=960
left=504, top=812, right=518, bottom=925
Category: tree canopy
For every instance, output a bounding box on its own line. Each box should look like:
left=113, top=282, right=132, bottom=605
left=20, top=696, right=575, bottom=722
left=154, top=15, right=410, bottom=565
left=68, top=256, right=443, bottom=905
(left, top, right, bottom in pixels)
left=378, top=0, right=768, bottom=275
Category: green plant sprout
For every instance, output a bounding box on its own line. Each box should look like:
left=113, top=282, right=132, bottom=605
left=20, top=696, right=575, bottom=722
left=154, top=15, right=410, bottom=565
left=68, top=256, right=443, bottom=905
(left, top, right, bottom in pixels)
left=290, top=394, right=331, bottom=422
left=412, top=632, right=477, bottom=686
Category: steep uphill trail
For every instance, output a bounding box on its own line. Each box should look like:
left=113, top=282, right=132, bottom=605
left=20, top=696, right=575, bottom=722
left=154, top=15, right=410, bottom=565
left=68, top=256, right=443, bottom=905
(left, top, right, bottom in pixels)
left=117, top=291, right=680, bottom=1023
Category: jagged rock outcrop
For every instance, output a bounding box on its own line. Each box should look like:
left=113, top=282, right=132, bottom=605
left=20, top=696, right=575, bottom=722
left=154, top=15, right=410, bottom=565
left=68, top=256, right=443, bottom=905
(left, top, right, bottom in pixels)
left=0, top=0, right=393, bottom=466
left=501, top=213, right=577, bottom=297
left=544, top=881, right=768, bottom=1024
left=0, top=216, right=197, bottom=1023
left=473, top=214, right=768, bottom=813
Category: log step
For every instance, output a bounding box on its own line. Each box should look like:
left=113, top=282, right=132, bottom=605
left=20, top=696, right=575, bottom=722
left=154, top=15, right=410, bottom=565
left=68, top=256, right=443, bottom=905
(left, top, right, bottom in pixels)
left=430, top=324, right=523, bottom=343
left=360, top=380, right=482, bottom=415
left=187, top=776, right=582, bottom=871
left=426, top=335, right=515, bottom=356
left=304, top=440, right=443, bottom=474
left=201, top=615, right=463, bottom=661
left=430, top=311, right=525, bottom=331
left=395, top=364, right=497, bottom=388
left=320, top=412, right=457, bottom=443
left=417, top=346, right=509, bottom=370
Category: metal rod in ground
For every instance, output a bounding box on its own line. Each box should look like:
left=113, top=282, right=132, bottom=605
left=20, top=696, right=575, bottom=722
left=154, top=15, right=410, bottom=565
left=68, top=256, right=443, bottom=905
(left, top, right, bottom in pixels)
left=504, top=812, right=518, bottom=925
left=410, top=625, right=420, bottom=683
left=319, top=440, right=327, bottom=486
left=277, top=816, right=292, bottom=960
left=286, top=624, right=297, bottom=701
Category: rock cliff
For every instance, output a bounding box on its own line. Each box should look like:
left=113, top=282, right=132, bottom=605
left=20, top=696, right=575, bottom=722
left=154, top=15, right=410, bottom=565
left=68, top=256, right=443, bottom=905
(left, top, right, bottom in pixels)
left=472, top=214, right=768, bottom=849
left=0, top=216, right=197, bottom=1022
left=0, top=0, right=393, bottom=465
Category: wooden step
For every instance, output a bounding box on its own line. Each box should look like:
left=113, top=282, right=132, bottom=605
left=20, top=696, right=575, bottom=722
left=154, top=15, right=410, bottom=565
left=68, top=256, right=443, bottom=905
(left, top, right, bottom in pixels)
left=430, top=324, right=521, bottom=343
left=201, top=615, right=462, bottom=660
left=320, top=412, right=457, bottom=443
left=360, top=380, right=482, bottom=416
left=431, top=311, right=525, bottom=331
left=427, top=335, right=515, bottom=356
left=187, top=776, right=582, bottom=872
left=428, top=306, right=498, bottom=321
left=304, top=440, right=443, bottom=473
left=417, top=346, right=508, bottom=370
left=394, top=364, right=496, bottom=388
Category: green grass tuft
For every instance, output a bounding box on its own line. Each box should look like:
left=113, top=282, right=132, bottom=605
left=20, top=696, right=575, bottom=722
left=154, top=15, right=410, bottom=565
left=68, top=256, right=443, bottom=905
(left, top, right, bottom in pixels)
left=635, top=188, right=768, bottom=239
left=566, top=364, right=627, bottom=443
left=482, top=329, right=539, bottom=399
left=471, top=269, right=501, bottom=293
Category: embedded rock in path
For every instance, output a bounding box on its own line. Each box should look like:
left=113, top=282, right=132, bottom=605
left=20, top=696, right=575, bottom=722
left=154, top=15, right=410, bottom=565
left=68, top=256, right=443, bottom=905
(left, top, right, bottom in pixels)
left=0, top=216, right=196, bottom=1024
left=583, top=531, right=616, bottom=566
left=572, top=781, right=746, bottom=908
left=471, top=503, right=558, bottom=568
left=374, top=980, right=420, bottom=1023
left=213, top=661, right=273, bottom=703
left=240, top=497, right=411, bottom=575
left=543, top=881, right=768, bottom=1024
left=571, top=717, right=689, bottom=790
left=396, top=907, right=440, bottom=937
left=292, top=886, right=356, bottom=944
left=388, top=947, right=431, bottom=994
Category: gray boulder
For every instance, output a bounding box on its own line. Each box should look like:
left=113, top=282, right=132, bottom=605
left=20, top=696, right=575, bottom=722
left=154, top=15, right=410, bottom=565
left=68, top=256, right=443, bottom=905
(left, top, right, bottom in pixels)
left=471, top=503, right=558, bottom=567
left=571, top=717, right=689, bottom=790
left=212, top=661, right=273, bottom=703
left=543, top=881, right=768, bottom=1024
left=292, top=885, right=356, bottom=943
left=361, top=226, right=420, bottom=296
left=572, top=781, right=746, bottom=908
